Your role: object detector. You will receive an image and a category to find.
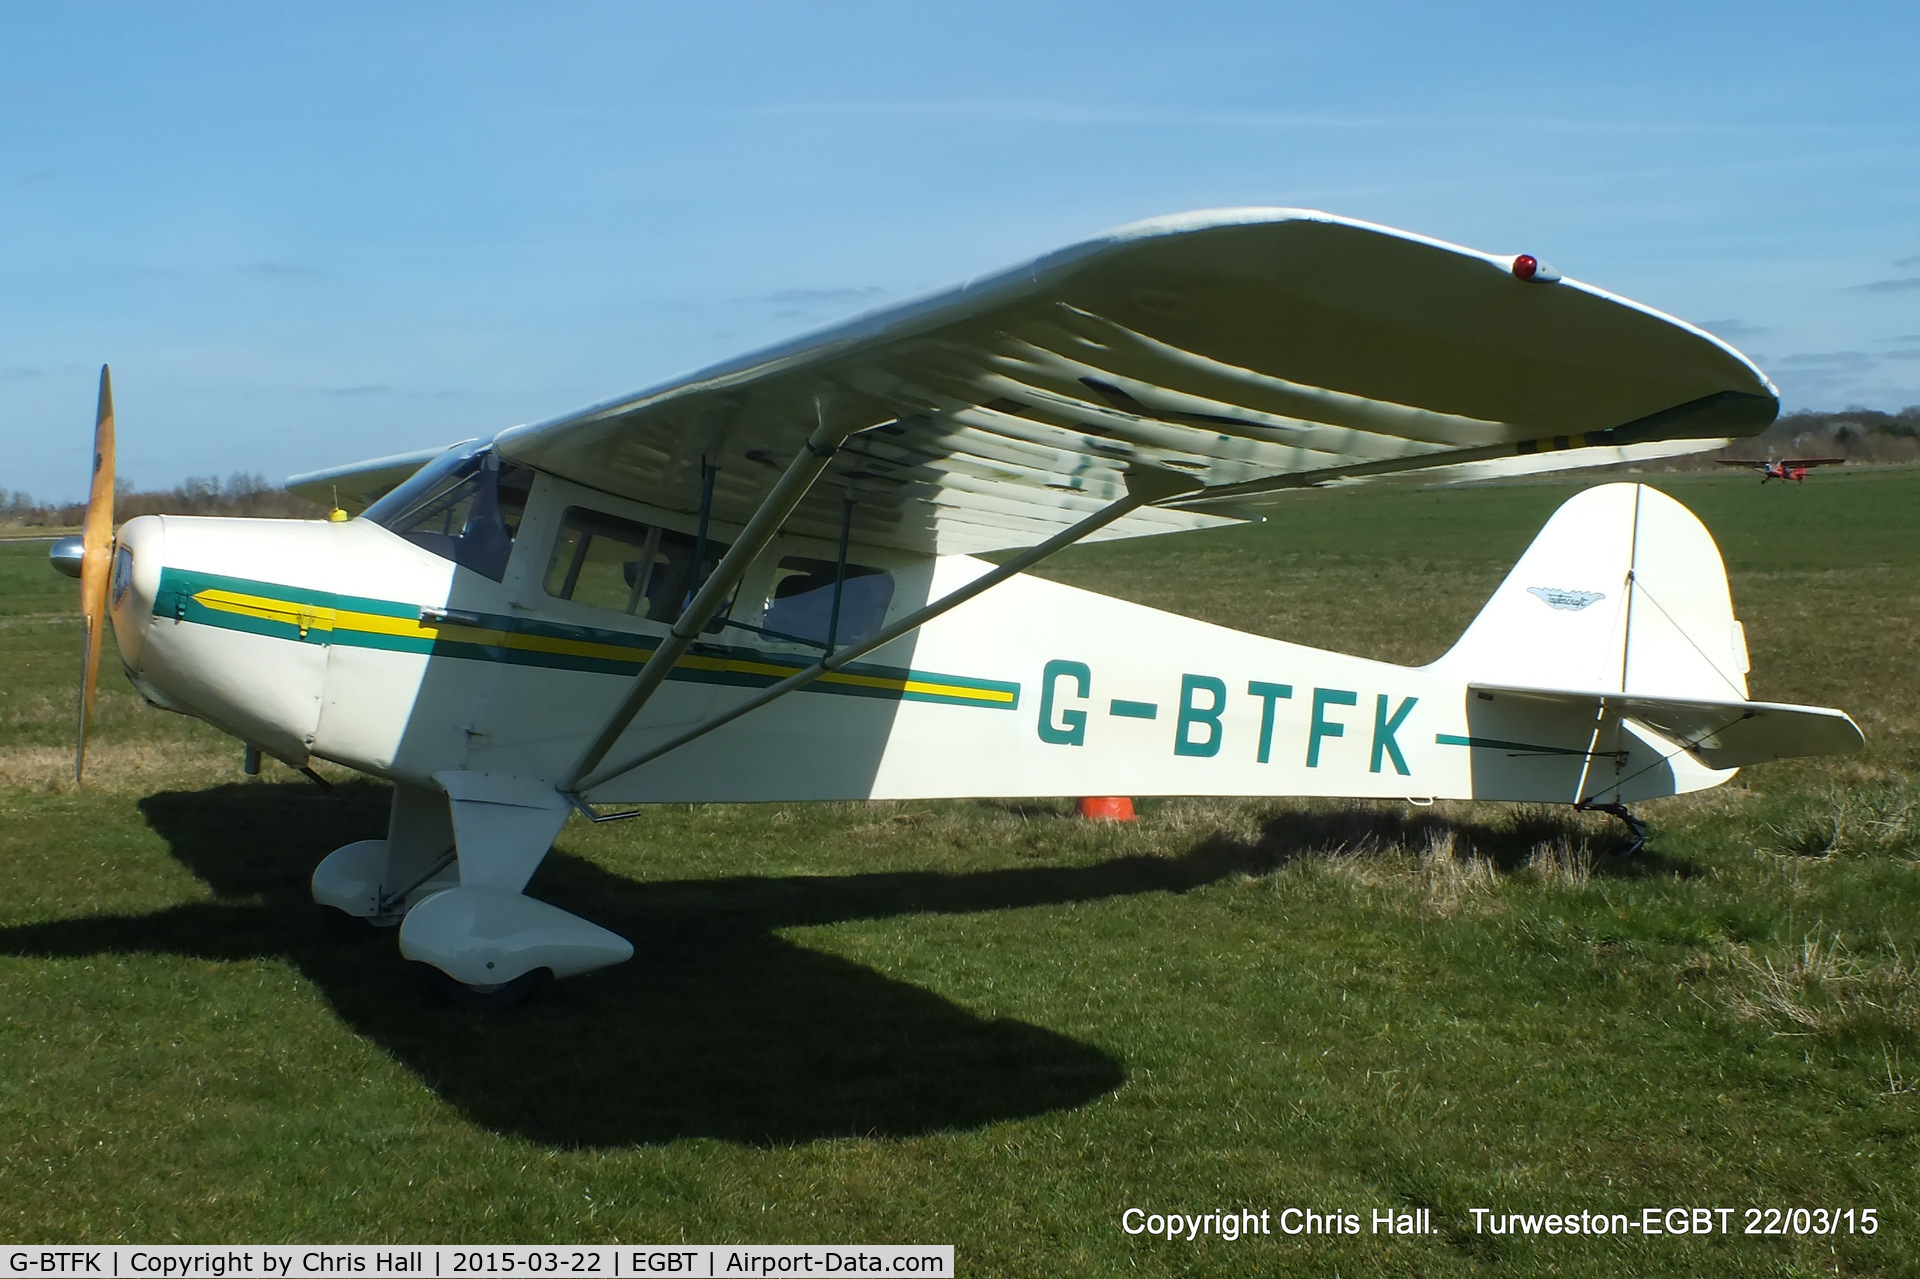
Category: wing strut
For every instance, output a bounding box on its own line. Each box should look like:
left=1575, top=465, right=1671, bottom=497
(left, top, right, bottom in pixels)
left=560, top=405, right=871, bottom=791
left=569, top=466, right=1203, bottom=798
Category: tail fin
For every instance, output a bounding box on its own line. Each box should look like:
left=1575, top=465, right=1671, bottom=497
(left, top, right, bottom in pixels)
left=1432, top=483, right=1860, bottom=801
left=1427, top=482, right=1750, bottom=701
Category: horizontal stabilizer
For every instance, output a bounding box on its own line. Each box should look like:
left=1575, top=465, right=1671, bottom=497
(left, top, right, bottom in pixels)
left=1470, top=683, right=1863, bottom=769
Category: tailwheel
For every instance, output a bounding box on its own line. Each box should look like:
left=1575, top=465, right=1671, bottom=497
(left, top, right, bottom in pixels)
left=1576, top=800, right=1649, bottom=857
left=409, top=961, right=552, bottom=1011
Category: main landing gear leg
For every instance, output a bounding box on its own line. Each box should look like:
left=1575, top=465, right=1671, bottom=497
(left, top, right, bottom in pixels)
left=1575, top=800, right=1648, bottom=857
left=311, top=782, right=460, bottom=928
left=395, top=771, right=633, bottom=1009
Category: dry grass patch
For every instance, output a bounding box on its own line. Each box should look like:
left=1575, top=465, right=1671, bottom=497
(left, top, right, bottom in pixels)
left=1524, top=834, right=1594, bottom=888
left=1415, top=829, right=1502, bottom=916
left=1307, top=820, right=1502, bottom=917
left=1721, top=931, right=1920, bottom=1038
left=1764, top=784, right=1919, bottom=859
left=0, top=741, right=334, bottom=795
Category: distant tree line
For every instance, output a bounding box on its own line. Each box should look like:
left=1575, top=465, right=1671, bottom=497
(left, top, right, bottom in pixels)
left=1706, top=405, right=1920, bottom=465
left=3, top=472, right=328, bottom=526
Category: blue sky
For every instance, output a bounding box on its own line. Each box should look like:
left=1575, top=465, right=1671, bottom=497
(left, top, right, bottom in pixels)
left=4, top=2, right=1917, bottom=501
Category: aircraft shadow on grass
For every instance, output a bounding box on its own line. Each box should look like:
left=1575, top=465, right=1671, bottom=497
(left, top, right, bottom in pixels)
left=0, top=782, right=1665, bottom=1149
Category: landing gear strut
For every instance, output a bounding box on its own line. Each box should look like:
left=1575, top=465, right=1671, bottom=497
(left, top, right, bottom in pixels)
left=313, top=776, right=633, bottom=1009
left=1576, top=800, right=1648, bottom=857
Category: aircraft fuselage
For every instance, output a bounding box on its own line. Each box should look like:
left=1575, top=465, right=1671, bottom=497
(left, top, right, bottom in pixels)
left=108, top=468, right=1728, bottom=810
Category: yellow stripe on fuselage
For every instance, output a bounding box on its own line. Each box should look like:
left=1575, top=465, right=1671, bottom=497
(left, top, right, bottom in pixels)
left=194, top=588, right=338, bottom=635
left=190, top=589, right=1014, bottom=705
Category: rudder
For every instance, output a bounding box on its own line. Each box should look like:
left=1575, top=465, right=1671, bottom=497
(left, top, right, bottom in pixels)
left=1427, top=483, right=1750, bottom=701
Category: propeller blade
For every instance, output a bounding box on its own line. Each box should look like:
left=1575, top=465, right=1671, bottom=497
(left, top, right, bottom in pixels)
left=75, top=364, right=115, bottom=784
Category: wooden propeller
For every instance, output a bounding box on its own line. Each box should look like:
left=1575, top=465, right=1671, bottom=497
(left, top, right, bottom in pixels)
left=75, top=365, right=115, bottom=784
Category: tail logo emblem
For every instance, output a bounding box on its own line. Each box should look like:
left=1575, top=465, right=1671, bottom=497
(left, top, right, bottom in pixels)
left=1527, top=586, right=1605, bottom=611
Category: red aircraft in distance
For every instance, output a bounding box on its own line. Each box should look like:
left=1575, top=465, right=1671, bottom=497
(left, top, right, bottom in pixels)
left=1717, top=456, right=1846, bottom=483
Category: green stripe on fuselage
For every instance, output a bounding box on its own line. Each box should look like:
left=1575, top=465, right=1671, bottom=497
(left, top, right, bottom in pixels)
left=154, top=567, right=1020, bottom=710
left=1434, top=732, right=1593, bottom=757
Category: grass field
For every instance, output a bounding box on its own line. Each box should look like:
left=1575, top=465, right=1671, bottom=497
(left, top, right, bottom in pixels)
left=1, top=469, right=1916, bottom=1275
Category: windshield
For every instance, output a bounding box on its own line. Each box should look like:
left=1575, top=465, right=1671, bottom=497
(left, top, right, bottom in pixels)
left=364, top=444, right=533, bottom=581
left=362, top=441, right=487, bottom=526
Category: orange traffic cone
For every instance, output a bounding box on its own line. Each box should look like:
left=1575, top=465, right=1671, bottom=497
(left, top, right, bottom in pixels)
left=1076, top=796, right=1137, bottom=821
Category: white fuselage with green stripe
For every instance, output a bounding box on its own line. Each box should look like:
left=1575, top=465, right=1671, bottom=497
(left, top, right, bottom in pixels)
left=106, top=474, right=1765, bottom=809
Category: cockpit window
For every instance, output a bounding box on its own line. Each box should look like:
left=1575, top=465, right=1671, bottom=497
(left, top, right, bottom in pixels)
left=544, top=506, right=733, bottom=630
left=364, top=445, right=532, bottom=581
left=763, top=557, right=894, bottom=648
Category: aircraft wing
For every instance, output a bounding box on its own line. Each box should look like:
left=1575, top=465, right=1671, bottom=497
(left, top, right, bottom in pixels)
left=467, top=208, right=1780, bottom=556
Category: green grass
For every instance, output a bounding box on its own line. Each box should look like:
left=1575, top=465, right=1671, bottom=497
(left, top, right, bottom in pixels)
left=1, top=470, right=1917, bottom=1274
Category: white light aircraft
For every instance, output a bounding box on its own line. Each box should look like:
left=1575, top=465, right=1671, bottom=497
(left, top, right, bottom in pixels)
left=52, top=210, right=1863, bottom=1005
